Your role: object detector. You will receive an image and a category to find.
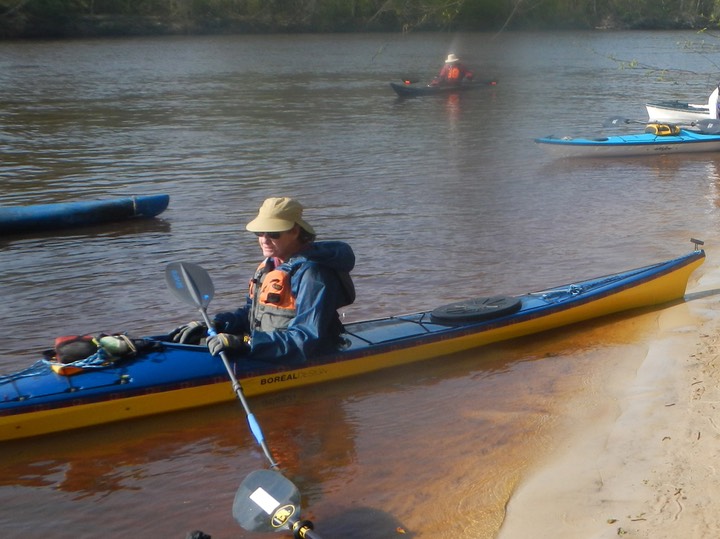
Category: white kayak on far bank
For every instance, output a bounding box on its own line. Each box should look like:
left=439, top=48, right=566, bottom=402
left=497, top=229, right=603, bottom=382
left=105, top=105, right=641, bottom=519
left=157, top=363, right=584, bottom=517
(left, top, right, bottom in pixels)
left=645, top=85, right=718, bottom=123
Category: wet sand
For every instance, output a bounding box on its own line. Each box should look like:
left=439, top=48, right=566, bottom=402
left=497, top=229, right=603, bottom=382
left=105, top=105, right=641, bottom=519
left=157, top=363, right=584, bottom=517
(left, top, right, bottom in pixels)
left=498, top=254, right=720, bottom=538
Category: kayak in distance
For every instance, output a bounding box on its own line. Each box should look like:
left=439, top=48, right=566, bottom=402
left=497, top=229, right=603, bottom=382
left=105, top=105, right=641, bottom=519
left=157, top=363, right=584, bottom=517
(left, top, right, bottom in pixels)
left=535, top=123, right=720, bottom=158
left=390, top=78, right=498, bottom=97
left=645, top=101, right=712, bottom=124
left=0, top=240, right=705, bottom=441
left=0, top=194, right=170, bottom=234
left=645, top=84, right=718, bottom=124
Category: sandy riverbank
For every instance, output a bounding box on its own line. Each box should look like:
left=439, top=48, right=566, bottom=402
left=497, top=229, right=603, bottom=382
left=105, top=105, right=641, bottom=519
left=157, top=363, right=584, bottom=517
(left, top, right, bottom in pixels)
left=497, top=254, right=720, bottom=539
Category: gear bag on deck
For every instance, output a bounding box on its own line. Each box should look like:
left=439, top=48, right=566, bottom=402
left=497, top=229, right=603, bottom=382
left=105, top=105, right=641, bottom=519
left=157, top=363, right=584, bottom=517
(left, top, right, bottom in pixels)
left=43, top=333, right=159, bottom=375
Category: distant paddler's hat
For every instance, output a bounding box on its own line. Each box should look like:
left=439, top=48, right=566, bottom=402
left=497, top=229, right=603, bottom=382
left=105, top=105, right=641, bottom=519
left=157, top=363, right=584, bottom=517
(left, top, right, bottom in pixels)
left=445, top=53, right=459, bottom=63
left=246, top=197, right=316, bottom=235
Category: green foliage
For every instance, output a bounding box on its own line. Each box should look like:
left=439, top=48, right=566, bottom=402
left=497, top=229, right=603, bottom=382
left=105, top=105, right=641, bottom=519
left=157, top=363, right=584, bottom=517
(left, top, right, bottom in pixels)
left=24, top=0, right=87, bottom=17
left=4, top=0, right=720, bottom=38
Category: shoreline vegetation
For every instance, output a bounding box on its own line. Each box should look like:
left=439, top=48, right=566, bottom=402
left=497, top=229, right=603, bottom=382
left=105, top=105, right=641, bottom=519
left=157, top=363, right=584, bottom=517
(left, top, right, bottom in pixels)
left=2, top=0, right=720, bottom=40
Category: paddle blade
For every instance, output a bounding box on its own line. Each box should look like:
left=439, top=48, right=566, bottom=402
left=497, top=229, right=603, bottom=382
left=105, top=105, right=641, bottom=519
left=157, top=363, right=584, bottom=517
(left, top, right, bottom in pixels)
left=165, top=262, right=214, bottom=309
left=603, top=116, right=633, bottom=128
left=233, top=469, right=301, bottom=533
left=695, top=118, right=720, bottom=134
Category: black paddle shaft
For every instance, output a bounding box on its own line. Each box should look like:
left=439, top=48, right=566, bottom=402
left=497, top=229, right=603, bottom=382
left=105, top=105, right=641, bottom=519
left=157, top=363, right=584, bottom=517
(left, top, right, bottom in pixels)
left=291, top=520, right=322, bottom=539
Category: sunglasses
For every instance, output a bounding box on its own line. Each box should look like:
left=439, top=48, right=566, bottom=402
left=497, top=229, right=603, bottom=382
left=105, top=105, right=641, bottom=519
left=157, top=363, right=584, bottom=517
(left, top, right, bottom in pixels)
left=254, top=231, right=284, bottom=239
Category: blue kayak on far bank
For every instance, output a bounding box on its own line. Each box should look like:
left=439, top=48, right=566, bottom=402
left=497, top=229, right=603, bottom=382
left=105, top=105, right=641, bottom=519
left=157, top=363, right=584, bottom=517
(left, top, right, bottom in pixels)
left=535, top=125, right=720, bottom=158
left=0, top=194, right=170, bottom=234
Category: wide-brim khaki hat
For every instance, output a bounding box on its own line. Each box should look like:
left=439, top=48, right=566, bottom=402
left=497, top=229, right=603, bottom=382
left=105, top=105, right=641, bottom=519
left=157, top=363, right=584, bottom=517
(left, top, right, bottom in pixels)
left=246, top=197, right=316, bottom=235
left=445, top=53, right=459, bottom=63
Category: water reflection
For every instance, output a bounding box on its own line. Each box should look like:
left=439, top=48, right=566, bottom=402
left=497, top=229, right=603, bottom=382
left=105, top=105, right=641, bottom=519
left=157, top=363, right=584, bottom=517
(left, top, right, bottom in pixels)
left=444, top=93, right=461, bottom=126
left=0, top=408, right=247, bottom=496
left=539, top=150, right=720, bottom=178
left=0, top=387, right=358, bottom=500
left=0, top=218, right=171, bottom=245
left=703, top=159, right=720, bottom=211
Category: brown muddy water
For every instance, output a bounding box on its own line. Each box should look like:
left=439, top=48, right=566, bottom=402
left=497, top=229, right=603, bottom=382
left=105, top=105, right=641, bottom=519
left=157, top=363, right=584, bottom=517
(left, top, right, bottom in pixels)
left=1, top=30, right=719, bottom=538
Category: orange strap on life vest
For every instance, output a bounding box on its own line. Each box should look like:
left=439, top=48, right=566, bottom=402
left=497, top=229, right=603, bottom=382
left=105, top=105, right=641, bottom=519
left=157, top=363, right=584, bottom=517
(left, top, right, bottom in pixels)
left=249, top=263, right=297, bottom=311
left=255, top=268, right=296, bottom=310
left=248, top=262, right=298, bottom=332
left=447, top=66, right=461, bottom=81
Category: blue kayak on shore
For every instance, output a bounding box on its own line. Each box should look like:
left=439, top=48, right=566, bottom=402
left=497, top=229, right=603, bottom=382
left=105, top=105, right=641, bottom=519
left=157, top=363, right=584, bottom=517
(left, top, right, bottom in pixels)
left=0, top=194, right=170, bottom=234
left=0, top=242, right=705, bottom=440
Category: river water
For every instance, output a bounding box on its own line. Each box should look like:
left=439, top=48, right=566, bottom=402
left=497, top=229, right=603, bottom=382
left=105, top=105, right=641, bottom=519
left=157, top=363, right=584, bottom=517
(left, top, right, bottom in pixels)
left=1, top=30, right=719, bottom=538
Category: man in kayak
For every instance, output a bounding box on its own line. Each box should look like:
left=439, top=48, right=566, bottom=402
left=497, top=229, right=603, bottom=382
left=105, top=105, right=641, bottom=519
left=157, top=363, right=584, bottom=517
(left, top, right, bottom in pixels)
left=169, top=197, right=355, bottom=363
left=430, top=53, right=473, bottom=87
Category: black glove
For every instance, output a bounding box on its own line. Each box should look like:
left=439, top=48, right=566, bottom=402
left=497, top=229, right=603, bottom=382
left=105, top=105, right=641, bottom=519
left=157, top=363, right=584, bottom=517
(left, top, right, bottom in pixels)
left=207, top=333, right=247, bottom=356
left=169, top=320, right=207, bottom=344
left=213, top=311, right=238, bottom=333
